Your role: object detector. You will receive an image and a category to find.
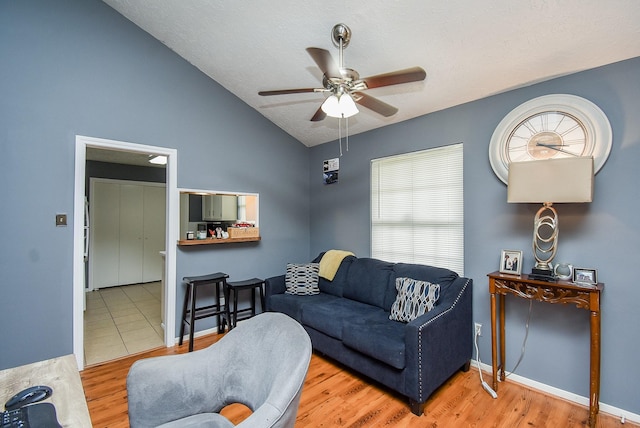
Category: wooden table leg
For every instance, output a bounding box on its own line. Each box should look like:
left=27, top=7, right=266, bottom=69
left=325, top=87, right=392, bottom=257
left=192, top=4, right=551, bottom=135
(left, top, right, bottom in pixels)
left=499, top=294, right=506, bottom=382
left=589, top=309, right=601, bottom=428
left=490, top=289, right=498, bottom=391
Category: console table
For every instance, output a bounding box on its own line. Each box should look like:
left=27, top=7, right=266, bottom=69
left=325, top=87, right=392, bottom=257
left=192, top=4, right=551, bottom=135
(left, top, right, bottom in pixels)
left=487, top=271, right=603, bottom=428
left=0, top=354, right=91, bottom=427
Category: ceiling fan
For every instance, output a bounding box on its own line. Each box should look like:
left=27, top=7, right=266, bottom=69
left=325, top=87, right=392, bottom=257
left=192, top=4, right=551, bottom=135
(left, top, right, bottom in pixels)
left=258, top=23, right=427, bottom=122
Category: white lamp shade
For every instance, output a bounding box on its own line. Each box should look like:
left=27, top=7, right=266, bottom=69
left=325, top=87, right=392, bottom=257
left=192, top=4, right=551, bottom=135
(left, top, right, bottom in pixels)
left=507, top=157, right=594, bottom=203
left=321, top=95, right=340, bottom=117
left=321, top=93, right=359, bottom=118
left=338, top=93, right=358, bottom=118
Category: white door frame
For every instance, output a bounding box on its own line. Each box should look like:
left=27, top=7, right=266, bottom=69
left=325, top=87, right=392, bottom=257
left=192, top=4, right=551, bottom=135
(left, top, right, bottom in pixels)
left=73, top=135, right=178, bottom=370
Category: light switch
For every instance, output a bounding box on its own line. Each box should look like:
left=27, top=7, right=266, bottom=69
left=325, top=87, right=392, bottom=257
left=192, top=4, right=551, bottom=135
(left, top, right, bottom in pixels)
left=56, top=214, right=67, bottom=226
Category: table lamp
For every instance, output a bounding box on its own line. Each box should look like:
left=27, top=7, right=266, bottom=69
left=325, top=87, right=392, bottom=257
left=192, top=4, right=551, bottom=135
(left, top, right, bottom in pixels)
left=507, top=157, right=594, bottom=279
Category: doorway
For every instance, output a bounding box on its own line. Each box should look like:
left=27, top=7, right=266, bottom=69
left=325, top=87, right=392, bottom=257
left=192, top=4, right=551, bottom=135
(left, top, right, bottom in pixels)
left=73, top=135, right=178, bottom=370
left=85, top=178, right=166, bottom=365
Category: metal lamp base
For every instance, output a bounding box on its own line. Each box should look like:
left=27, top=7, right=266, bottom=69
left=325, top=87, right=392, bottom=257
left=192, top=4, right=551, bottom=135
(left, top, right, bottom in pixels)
left=529, top=267, right=556, bottom=281
left=532, top=203, right=558, bottom=276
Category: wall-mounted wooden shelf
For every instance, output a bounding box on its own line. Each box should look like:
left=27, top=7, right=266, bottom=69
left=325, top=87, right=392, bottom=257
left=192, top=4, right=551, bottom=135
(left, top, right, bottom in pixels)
left=177, top=236, right=261, bottom=246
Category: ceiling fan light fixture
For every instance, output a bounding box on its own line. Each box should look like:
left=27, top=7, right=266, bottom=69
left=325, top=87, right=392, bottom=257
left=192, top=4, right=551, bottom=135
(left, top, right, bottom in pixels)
left=339, top=93, right=359, bottom=118
left=321, top=94, right=340, bottom=116
left=321, top=93, right=359, bottom=118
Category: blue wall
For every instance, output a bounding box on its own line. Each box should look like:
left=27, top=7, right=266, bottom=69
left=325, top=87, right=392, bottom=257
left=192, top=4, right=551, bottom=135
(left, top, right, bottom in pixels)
left=0, top=0, right=310, bottom=368
left=2, top=0, right=639, bottom=417
left=310, top=57, right=640, bottom=414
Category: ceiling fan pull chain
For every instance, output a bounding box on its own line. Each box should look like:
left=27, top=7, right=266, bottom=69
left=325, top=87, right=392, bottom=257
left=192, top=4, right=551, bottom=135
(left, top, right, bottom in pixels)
left=346, top=116, right=349, bottom=153
left=339, top=117, right=343, bottom=156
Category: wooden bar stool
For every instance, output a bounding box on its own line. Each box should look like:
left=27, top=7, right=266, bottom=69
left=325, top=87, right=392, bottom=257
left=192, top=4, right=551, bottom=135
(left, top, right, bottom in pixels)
left=179, top=272, right=229, bottom=352
left=225, top=278, right=265, bottom=329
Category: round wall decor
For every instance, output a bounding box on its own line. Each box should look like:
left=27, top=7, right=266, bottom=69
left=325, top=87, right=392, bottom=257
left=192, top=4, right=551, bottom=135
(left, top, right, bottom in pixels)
left=488, top=94, right=612, bottom=184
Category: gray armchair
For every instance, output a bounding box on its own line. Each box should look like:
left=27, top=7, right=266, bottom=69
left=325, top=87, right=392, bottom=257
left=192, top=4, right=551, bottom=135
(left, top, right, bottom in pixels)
left=127, top=312, right=312, bottom=428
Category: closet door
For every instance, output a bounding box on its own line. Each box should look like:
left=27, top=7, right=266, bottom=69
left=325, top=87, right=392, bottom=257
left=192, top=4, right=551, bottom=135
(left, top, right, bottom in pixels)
left=90, top=181, right=120, bottom=288
left=142, top=185, right=166, bottom=283
left=118, top=184, right=144, bottom=285
left=90, top=179, right=166, bottom=289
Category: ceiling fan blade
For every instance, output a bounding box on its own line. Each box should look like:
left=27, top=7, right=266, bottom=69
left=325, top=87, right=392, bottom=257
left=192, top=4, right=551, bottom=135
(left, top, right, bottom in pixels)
left=310, top=106, right=326, bottom=122
left=353, top=92, right=398, bottom=117
left=258, top=88, right=319, bottom=96
left=362, top=66, right=426, bottom=89
left=306, top=47, right=341, bottom=78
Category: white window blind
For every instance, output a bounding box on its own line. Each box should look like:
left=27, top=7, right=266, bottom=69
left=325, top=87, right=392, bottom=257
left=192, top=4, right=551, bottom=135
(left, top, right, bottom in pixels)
left=371, top=143, right=464, bottom=275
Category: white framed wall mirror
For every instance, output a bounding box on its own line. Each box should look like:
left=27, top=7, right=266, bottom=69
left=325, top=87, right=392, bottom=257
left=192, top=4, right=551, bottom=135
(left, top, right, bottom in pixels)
left=179, top=189, right=259, bottom=241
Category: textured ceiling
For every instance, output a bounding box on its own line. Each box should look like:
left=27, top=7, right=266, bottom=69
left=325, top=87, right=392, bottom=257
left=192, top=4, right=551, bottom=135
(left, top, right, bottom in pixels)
left=102, top=0, right=640, bottom=148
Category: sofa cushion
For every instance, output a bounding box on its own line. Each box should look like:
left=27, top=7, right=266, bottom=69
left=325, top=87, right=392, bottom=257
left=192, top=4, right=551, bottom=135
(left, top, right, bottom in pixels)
left=268, top=293, right=337, bottom=322
left=301, top=298, right=383, bottom=340
left=312, top=252, right=356, bottom=297
left=319, top=250, right=355, bottom=280
left=389, top=277, right=440, bottom=323
left=343, top=258, right=395, bottom=309
left=343, top=311, right=406, bottom=369
left=285, top=263, right=320, bottom=295
left=392, top=263, right=458, bottom=287
left=388, top=263, right=458, bottom=310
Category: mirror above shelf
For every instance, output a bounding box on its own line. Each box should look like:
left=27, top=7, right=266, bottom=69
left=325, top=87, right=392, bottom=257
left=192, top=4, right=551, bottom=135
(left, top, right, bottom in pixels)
left=178, top=189, right=259, bottom=245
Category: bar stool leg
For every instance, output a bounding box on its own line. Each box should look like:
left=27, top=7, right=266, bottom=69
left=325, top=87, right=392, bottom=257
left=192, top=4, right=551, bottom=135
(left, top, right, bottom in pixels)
left=250, top=288, right=256, bottom=317
left=214, top=280, right=222, bottom=334
left=179, top=282, right=191, bottom=346
left=224, top=282, right=233, bottom=331
left=188, top=283, right=197, bottom=352
left=222, top=279, right=229, bottom=333
left=259, top=281, right=266, bottom=312
left=233, top=288, right=239, bottom=329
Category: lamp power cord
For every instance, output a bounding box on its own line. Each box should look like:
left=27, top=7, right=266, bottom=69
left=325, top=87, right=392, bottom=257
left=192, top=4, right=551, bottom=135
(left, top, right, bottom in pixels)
left=475, top=299, right=534, bottom=398
left=474, top=327, right=498, bottom=398
left=505, top=299, right=533, bottom=379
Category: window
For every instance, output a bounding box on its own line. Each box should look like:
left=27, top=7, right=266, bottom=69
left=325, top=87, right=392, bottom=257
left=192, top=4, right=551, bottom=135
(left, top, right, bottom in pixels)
left=371, top=143, right=464, bottom=275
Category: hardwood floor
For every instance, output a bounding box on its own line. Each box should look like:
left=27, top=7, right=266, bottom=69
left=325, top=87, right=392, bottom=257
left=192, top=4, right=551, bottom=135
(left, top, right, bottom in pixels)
left=81, top=333, right=632, bottom=428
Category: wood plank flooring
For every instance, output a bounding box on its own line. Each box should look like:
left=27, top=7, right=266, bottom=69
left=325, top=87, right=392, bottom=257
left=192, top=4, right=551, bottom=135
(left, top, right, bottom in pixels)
left=80, top=332, right=633, bottom=428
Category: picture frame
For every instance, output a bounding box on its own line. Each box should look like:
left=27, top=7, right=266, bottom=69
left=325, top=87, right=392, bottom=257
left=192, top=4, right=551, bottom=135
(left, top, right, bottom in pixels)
left=573, top=267, right=598, bottom=285
left=499, top=250, right=522, bottom=275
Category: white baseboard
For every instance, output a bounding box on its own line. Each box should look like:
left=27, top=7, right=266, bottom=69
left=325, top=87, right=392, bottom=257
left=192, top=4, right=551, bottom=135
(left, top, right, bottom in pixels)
left=472, top=360, right=640, bottom=425
left=172, top=325, right=221, bottom=345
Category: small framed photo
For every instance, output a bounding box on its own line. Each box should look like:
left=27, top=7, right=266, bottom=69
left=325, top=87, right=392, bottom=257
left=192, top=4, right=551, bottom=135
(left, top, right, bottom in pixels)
left=500, top=250, right=523, bottom=275
left=573, top=267, right=597, bottom=285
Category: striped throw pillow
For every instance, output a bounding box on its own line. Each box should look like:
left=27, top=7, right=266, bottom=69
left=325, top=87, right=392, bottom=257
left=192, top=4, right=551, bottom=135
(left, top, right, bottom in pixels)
left=285, top=263, right=320, bottom=295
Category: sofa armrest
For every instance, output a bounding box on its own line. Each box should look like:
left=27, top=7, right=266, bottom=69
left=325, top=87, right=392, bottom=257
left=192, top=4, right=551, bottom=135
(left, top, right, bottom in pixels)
left=403, top=277, right=473, bottom=405
left=265, top=274, right=286, bottom=298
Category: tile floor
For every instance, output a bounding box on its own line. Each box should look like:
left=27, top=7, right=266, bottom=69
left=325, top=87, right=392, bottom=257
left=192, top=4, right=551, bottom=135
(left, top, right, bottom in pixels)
left=84, top=282, right=164, bottom=366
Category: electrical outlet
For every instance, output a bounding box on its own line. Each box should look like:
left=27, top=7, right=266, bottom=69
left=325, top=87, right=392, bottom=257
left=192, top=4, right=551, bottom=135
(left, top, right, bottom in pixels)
left=475, top=322, right=482, bottom=336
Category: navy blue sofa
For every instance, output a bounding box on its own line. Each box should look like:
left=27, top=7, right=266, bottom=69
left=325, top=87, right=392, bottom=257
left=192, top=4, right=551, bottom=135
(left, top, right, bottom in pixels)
left=265, top=253, right=473, bottom=416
